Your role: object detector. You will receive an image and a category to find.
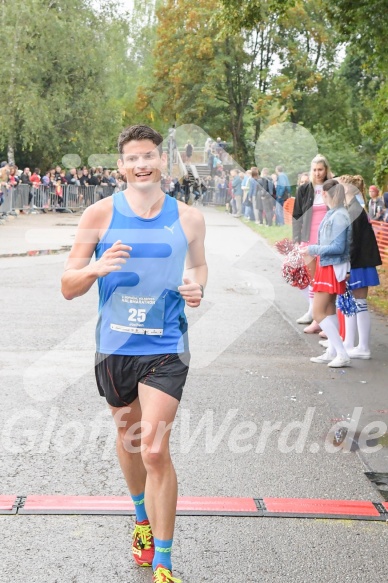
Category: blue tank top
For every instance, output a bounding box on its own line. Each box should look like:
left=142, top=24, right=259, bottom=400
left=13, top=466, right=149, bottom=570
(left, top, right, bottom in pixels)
left=95, top=192, right=188, bottom=355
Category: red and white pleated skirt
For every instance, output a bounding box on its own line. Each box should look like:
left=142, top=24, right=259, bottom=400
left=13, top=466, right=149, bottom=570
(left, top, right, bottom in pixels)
left=312, top=257, right=346, bottom=295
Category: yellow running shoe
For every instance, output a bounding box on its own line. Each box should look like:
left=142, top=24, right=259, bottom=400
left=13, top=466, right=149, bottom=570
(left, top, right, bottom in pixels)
left=153, top=564, right=181, bottom=582
left=132, top=520, right=154, bottom=567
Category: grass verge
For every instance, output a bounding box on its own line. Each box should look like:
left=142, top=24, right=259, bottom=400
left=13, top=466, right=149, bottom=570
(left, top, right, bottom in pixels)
left=368, top=267, right=388, bottom=316
left=243, top=222, right=292, bottom=245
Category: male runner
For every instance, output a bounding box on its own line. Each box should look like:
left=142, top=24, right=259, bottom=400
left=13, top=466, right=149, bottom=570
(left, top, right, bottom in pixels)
left=61, top=125, right=207, bottom=583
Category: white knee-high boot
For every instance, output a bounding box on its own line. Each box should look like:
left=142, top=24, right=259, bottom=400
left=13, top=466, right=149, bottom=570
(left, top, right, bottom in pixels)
left=343, top=315, right=358, bottom=351
left=355, top=299, right=370, bottom=352
left=320, top=315, right=348, bottom=358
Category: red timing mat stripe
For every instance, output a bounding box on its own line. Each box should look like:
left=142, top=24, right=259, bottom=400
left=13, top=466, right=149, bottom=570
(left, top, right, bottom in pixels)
left=1, top=495, right=386, bottom=520
left=20, top=495, right=257, bottom=513
left=263, top=497, right=381, bottom=517
left=22, top=495, right=135, bottom=512
left=177, top=496, right=257, bottom=512
left=0, top=495, right=16, bottom=511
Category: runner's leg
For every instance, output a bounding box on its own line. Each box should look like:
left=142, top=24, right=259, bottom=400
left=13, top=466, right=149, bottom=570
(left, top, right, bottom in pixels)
left=110, top=398, right=147, bottom=495
left=138, top=383, right=180, bottom=541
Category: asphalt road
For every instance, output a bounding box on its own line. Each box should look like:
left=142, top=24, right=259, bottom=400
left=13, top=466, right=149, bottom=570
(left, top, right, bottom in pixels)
left=0, top=207, right=387, bottom=583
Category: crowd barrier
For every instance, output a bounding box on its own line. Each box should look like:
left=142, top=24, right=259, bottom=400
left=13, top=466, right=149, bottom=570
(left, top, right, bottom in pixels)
left=284, top=197, right=294, bottom=225
left=203, top=187, right=226, bottom=205
left=372, top=220, right=388, bottom=266
left=0, top=184, right=116, bottom=215
left=172, top=187, right=225, bottom=205
left=2, top=184, right=387, bottom=265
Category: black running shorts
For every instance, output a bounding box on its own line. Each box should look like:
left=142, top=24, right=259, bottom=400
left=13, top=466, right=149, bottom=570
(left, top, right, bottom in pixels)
left=94, top=352, right=190, bottom=408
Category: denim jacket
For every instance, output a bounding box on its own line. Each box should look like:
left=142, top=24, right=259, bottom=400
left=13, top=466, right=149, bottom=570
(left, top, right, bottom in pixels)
left=308, top=207, right=351, bottom=266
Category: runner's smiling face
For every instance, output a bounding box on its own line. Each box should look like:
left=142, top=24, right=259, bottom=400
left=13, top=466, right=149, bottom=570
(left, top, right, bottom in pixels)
left=118, top=139, right=166, bottom=188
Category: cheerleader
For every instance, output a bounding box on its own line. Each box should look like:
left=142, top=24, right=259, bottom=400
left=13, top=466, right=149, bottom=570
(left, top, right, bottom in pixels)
left=300, top=180, right=352, bottom=368
left=339, top=175, right=382, bottom=359
left=293, top=154, right=331, bottom=333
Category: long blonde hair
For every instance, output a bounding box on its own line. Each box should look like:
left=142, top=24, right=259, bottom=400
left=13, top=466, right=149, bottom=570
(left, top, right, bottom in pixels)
left=309, top=154, right=332, bottom=186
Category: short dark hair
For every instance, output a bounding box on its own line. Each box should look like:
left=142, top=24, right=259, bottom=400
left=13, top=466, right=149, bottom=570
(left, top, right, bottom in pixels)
left=118, top=125, right=163, bottom=156
left=323, top=178, right=345, bottom=207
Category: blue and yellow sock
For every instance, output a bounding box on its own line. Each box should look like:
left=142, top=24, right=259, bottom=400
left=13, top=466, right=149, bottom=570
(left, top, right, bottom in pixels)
left=131, top=492, right=148, bottom=523
left=152, top=537, right=173, bottom=571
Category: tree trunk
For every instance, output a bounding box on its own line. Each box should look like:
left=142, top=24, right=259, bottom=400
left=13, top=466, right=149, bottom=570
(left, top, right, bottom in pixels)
left=224, top=37, right=250, bottom=168
left=230, top=110, right=250, bottom=168
left=254, top=118, right=261, bottom=143
left=7, top=144, right=15, bottom=165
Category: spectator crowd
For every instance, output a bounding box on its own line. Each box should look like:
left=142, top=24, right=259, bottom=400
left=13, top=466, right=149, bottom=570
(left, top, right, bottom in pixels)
left=0, top=161, right=127, bottom=210
left=1, top=151, right=388, bottom=225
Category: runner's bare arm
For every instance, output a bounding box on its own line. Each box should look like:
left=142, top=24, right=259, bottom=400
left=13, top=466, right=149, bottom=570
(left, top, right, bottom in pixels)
left=178, top=208, right=207, bottom=307
left=61, top=205, right=131, bottom=300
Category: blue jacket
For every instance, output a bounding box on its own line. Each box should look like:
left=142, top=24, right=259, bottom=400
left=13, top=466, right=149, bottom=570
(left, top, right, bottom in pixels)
left=232, top=175, right=242, bottom=196
left=276, top=172, right=290, bottom=200
left=308, top=207, right=351, bottom=266
left=248, top=178, right=258, bottom=200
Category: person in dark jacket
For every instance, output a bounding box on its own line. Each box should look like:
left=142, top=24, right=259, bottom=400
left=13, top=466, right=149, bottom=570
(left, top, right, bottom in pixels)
left=182, top=174, right=191, bottom=204
left=185, top=141, right=193, bottom=162
left=339, top=175, right=382, bottom=359
left=293, top=154, right=332, bottom=333
left=257, top=168, right=275, bottom=226
left=79, top=168, right=90, bottom=186
left=65, top=168, right=78, bottom=185
left=172, top=177, right=181, bottom=199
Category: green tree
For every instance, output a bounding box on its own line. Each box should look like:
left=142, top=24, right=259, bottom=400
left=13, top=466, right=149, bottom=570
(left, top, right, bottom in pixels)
left=219, top=0, right=295, bottom=30
left=363, top=83, right=388, bottom=187
left=0, top=0, right=127, bottom=168
left=325, top=0, right=388, bottom=72
left=131, top=0, right=386, bottom=180
left=139, top=0, right=286, bottom=166
left=117, top=0, right=166, bottom=131
left=324, top=0, right=388, bottom=185
left=271, top=0, right=339, bottom=124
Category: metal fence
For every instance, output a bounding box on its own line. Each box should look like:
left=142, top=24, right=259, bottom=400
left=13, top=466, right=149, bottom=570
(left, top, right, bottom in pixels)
left=0, top=181, right=224, bottom=215
left=201, top=187, right=228, bottom=205
left=0, top=184, right=116, bottom=215
left=3, top=183, right=387, bottom=263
